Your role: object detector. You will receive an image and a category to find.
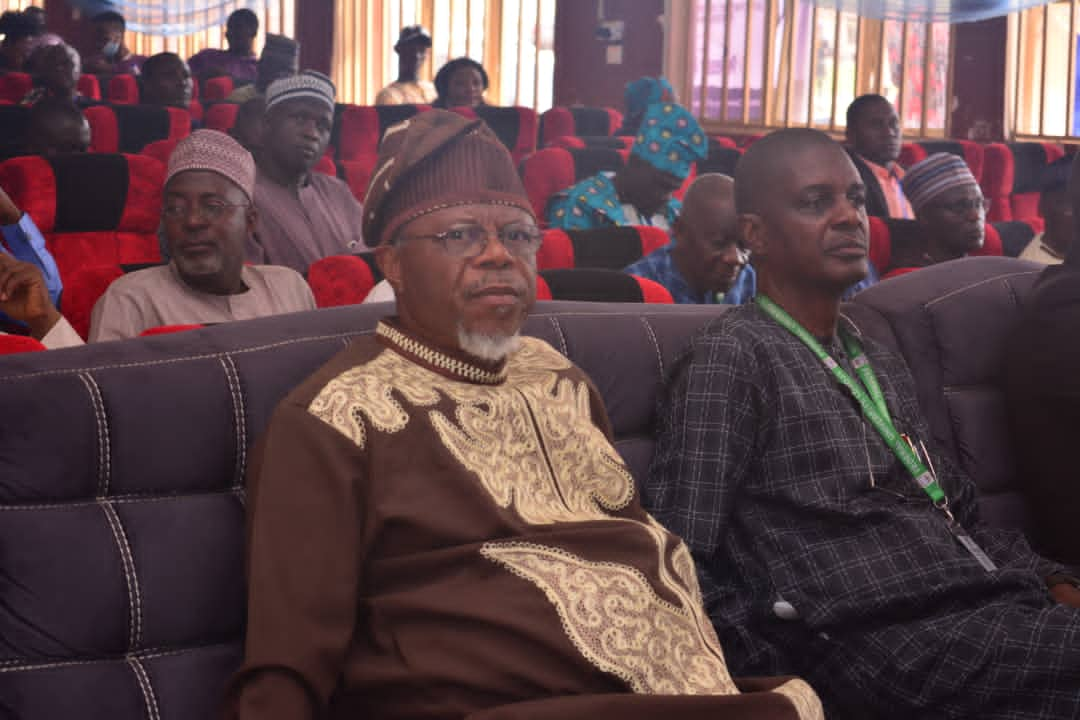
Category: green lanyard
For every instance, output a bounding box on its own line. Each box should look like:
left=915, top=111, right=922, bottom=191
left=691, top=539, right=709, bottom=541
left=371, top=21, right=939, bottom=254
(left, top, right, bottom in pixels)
left=755, top=295, right=947, bottom=508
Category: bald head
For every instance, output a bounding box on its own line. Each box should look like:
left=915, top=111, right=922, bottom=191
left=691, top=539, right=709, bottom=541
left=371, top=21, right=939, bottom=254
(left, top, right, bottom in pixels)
left=672, top=173, right=744, bottom=297
left=735, top=128, right=844, bottom=216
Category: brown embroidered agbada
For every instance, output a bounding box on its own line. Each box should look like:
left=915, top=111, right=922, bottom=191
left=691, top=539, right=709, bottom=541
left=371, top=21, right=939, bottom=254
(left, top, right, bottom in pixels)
left=224, top=318, right=822, bottom=720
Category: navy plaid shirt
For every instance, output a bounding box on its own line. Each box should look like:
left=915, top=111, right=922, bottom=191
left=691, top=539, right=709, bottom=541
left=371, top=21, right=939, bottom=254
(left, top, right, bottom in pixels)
left=644, top=303, right=1080, bottom=719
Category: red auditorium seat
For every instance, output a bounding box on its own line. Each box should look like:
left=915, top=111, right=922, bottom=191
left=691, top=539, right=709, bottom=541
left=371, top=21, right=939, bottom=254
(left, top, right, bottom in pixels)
left=202, top=76, right=234, bottom=101
left=107, top=74, right=140, bottom=104
left=536, top=226, right=670, bottom=270
left=0, top=153, right=165, bottom=283
left=538, top=268, right=674, bottom=303
left=140, top=324, right=204, bottom=336
left=76, top=74, right=102, bottom=101
left=535, top=273, right=552, bottom=300
left=141, top=137, right=178, bottom=166
left=307, top=254, right=380, bottom=307
left=336, top=104, right=431, bottom=161
left=0, top=334, right=46, bottom=353
left=982, top=141, right=1064, bottom=231
left=204, top=102, right=240, bottom=132
left=519, top=146, right=629, bottom=221
left=539, top=106, right=622, bottom=146
left=711, top=135, right=738, bottom=149
left=0, top=72, right=32, bottom=103
left=189, top=99, right=204, bottom=124
left=449, top=105, right=538, bottom=164
left=62, top=264, right=124, bottom=339
left=898, top=140, right=985, bottom=183
left=340, top=160, right=373, bottom=202
left=85, top=105, right=192, bottom=153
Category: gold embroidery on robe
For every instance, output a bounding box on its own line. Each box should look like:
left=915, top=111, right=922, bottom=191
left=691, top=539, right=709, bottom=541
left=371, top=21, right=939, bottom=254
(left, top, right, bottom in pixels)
left=773, top=679, right=825, bottom=720
left=481, top=542, right=739, bottom=697
left=308, top=336, right=635, bottom=524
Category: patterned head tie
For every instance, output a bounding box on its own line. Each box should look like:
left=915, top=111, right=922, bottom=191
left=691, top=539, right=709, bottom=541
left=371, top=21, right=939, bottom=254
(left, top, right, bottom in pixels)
left=901, top=152, right=980, bottom=215
left=631, top=103, right=708, bottom=180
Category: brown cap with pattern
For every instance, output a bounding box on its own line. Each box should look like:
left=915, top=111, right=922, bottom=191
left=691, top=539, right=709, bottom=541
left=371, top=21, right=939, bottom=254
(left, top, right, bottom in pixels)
left=362, top=109, right=534, bottom=246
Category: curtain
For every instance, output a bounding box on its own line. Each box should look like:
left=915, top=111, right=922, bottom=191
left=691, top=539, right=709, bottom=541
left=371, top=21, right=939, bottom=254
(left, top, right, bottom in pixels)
left=66, top=0, right=266, bottom=35
left=812, top=0, right=1052, bottom=24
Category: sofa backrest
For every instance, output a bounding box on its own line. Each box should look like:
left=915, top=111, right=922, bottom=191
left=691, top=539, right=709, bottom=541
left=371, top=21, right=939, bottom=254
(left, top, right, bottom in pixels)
left=0, top=258, right=1043, bottom=717
left=845, top=256, right=1042, bottom=529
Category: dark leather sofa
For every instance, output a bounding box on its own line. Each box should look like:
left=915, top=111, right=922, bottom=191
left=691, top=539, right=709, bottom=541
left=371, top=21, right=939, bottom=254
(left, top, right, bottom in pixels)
left=0, top=256, right=1042, bottom=719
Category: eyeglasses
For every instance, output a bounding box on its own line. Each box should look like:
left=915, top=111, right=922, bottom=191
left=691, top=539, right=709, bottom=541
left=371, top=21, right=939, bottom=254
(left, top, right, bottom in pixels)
left=402, top=224, right=543, bottom=259
left=162, top=199, right=250, bottom=222
left=936, top=197, right=990, bottom=215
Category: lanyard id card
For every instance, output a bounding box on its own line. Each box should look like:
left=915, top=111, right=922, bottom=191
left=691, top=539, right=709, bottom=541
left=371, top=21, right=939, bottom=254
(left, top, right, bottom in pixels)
left=756, top=295, right=998, bottom=573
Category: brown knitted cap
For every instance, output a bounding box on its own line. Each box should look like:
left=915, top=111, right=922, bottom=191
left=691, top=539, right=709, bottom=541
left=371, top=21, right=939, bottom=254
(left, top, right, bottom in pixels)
left=363, top=109, right=534, bottom=246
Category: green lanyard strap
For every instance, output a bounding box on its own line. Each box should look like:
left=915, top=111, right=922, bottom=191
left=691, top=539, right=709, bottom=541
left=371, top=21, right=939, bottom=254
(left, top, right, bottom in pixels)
left=755, top=295, right=947, bottom=507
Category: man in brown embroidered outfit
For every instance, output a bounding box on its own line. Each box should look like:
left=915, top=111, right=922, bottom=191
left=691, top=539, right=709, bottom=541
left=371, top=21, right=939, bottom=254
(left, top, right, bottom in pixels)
left=224, top=109, right=822, bottom=720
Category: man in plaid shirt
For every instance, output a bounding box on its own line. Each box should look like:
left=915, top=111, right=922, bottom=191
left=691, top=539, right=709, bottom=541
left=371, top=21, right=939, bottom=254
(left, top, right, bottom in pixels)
left=644, top=128, right=1080, bottom=719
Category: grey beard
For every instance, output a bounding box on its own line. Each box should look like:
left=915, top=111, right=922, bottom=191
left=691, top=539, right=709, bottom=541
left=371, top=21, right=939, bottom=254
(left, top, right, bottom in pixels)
left=457, top=327, right=521, bottom=362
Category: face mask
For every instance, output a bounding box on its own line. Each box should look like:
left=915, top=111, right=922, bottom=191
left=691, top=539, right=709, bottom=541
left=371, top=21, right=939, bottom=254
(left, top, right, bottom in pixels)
left=102, top=41, right=120, bottom=59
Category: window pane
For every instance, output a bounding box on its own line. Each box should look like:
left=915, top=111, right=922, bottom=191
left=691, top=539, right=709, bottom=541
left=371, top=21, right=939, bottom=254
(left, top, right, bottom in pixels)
left=1043, top=2, right=1070, bottom=136
left=788, top=0, right=814, bottom=125
left=901, top=23, right=925, bottom=131
left=689, top=0, right=708, bottom=116
left=746, top=1, right=766, bottom=123
left=1017, top=9, right=1045, bottom=135
left=834, top=12, right=858, bottom=128
left=880, top=19, right=904, bottom=108
left=925, top=23, right=949, bottom=131
left=812, top=7, right=836, bottom=126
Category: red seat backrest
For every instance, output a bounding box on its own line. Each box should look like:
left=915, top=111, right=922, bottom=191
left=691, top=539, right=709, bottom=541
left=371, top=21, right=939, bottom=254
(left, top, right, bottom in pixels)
left=0, top=334, right=46, bottom=353
left=536, top=229, right=575, bottom=270
left=189, top=99, right=204, bottom=124
left=85, top=105, right=192, bottom=153
left=77, top=74, right=102, bottom=101
left=141, top=138, right=179, bottom=166
left=314, top=153, right=337, bottom=177
left=549, top=135, right=634, bottom=151
left=539, top=106, right=622, bottom=146
left=898, top=142, right=927, bottom=169
left=535, top=273, right=552, bottom=300
left=537, top=267, right=673, bottom=303
left=204, top=102, right=240, bottom=133
left=62, top=264, right=125, bottom=339
left=634, top=275, right=675, bottom=304
left=520, top=147, right=578, bottom=221
left=336, top=104, right=431, bottom=162
left=202, top=77, right=234, bottom=101
left=307, top=254, right=378, bottom=307
left=451, top=105, right=539, bottom=165
left=868, top=215, right=891, bottom=271
left=0, top=73, right=32, bottom=103
left=339, top=159, right=373, bottom=203
left=981, top=143, right=1013, bottom=223
left=970, top=222, right=1003, bottom=257
left=0, top=153, right=165, bottom=284
left=140, top=323, right=204, bottom=336
left=107, top=74, right=139, bottom=104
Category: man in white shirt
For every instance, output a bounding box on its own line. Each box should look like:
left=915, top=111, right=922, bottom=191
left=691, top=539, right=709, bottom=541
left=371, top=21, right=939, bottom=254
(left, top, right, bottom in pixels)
left=1020, top=156, right=1072, bottom=265
left=91, top=130, right=315, bottom=342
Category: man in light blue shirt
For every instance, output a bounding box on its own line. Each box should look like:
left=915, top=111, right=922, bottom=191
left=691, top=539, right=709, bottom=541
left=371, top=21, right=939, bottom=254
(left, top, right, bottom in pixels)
left=0, top=184, right=62, bottom=307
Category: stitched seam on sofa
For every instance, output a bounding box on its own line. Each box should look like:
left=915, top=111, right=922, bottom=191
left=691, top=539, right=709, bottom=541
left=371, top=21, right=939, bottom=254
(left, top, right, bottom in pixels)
left=128, top=657, right=162, bottom=720
left=219, top=355, right=247, bottom=491
left=101, top=501, right=142, bottom=649
left=79, top=373, right=111, bottom=496
left=923, top=269, right=1039, bottom=308
left=0, top=330, right=372, bottom=383
left=0, top=489, right=245, bottom=510
left=548, top=316, right=569, bottom=356
left=638, top=316, right=664, bottom=380
left=0, top=641, right=239, bottom=672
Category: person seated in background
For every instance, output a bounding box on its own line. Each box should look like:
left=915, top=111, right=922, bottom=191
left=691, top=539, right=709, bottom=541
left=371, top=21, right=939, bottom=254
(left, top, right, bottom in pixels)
left=23, top=6, right=63, bottom=53
left=224, top=107, right=823, bottom=720
left=624, top=173, right=750, bottom=304
left=883, top=152, right=986, bottom=277
left=24, top=97, right=91, bottom=156
left=140, top=52, right=194, bottom=109
left=432, top=56, right=488, bottom=108
left=0, top=10, right=37, bottom=72
left=226, top=34, right=299, bottom=104
left=230, top=96, right=266, bottom=153
left=645, top=128, right=1080, bottom=720
left=82, top=11, right=145, bottom=76
left=547, top=102, right=707, bottom=231
left=615, top=76, right=675, bottom=136
left=20, top=43, right=95, bottom=107
left=89, top=130, right=314, bottom=342
left=187, top=8, right=258, bottom=85
left=0, top=253, right=80, bottom=348
left=375, top=25, right=435, bottom=105
left=1006, top=153, right=1080, bottom=566
left=844, top=93, right=912, bottom=218
left=248, top=71, right=365, bottom=273
left=1020, top=155, right=1072, bottom=264
left=0, top=182, right=61, bottom=308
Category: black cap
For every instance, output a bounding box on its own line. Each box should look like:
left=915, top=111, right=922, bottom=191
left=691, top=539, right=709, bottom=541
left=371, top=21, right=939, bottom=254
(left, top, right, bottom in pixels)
left=395, top=25, right=432, bottom=51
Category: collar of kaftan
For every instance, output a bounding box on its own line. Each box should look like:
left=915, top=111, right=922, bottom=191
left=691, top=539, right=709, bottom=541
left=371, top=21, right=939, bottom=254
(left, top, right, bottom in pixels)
left=375, top=319, right=509, bottom=385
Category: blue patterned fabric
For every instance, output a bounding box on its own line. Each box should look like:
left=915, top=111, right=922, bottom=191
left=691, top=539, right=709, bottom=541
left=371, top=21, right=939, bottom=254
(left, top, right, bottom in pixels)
left=624, top=77, right=674, bottom=119
left=546, top=173, right=681, bottom=231
left=631, top=104, right=707, bottom=180
left=1, top=213, right=62, bottom=307
left=645, top=304, right=1079, bottom=719
left=624, top=242, right=751, bottom=305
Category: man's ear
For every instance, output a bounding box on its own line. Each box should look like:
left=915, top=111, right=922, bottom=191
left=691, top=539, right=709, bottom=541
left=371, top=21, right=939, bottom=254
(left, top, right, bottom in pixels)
left=375, top=243, right=403, bottom=295
left=739, top=212, right=767, bottom=258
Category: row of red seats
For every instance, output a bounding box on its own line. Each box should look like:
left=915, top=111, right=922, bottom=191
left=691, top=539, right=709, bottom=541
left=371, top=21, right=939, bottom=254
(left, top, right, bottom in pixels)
left=0, top=72, right=243, bottom=105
